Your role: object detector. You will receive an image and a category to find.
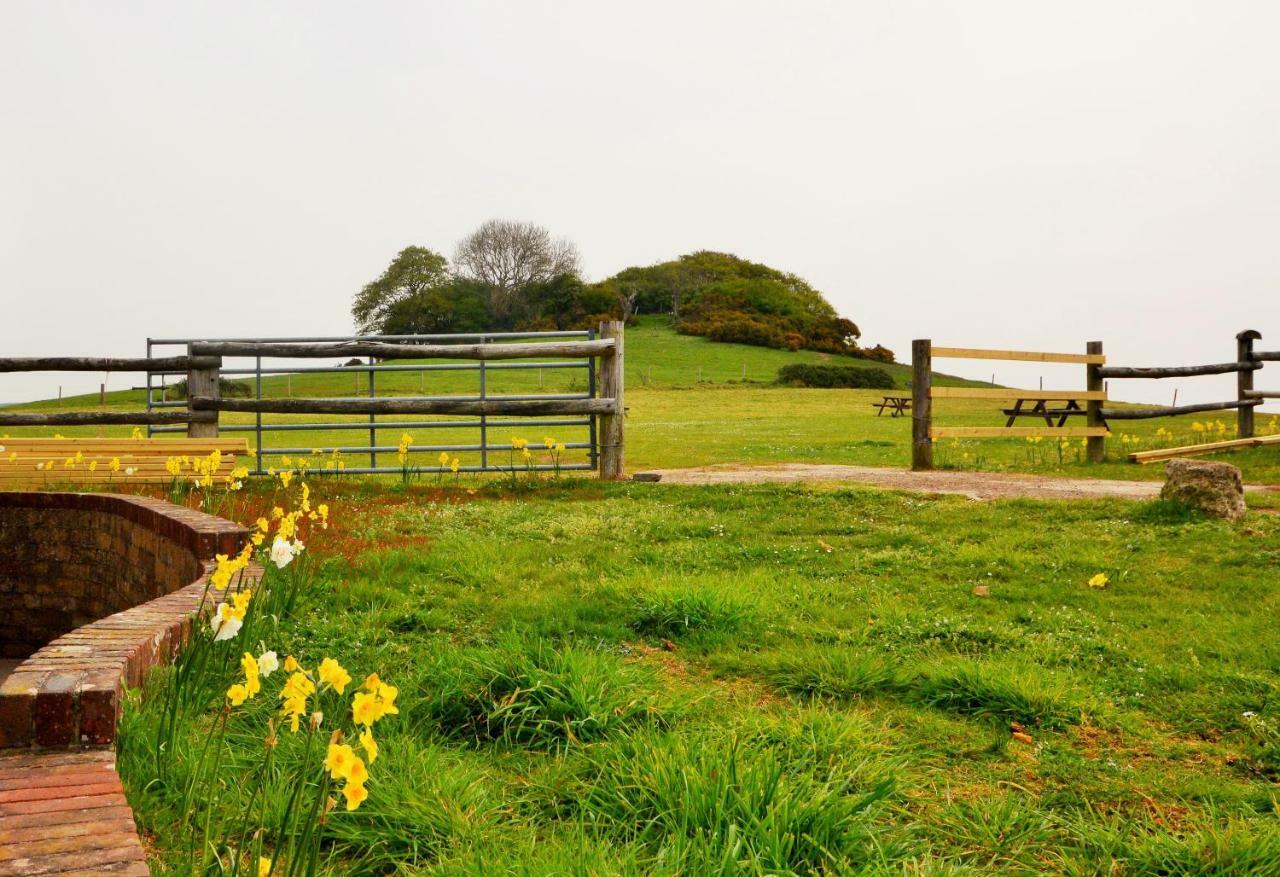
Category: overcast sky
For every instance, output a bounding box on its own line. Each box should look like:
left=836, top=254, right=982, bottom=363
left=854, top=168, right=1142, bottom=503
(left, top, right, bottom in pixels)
left=2, top=1, right=1277, bottom=408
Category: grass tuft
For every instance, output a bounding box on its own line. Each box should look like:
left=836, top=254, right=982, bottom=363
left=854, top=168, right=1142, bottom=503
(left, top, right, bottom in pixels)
left=414, top=633, right=678, bottom=750
left=628, top=584, right=754, bottom=639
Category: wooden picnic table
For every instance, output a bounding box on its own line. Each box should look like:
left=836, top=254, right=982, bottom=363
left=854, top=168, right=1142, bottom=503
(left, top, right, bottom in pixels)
left=872, top=395, right=912, bottom=417
left=1002, top=397, right=1092, bottom=428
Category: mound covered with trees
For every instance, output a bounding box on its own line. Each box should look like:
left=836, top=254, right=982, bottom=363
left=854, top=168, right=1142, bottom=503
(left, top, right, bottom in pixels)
left=597, top=251, right=892, bottom=361
left=352, top=222, right=891, bottom=361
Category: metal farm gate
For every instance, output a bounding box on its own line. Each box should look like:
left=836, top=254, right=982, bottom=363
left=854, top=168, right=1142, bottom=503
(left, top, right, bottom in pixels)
left=143, top=328, right=620, bottom=476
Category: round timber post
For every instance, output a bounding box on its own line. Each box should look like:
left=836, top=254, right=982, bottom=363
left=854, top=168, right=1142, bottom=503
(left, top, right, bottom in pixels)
left=186, top=345, right=220, bottom=438
left=1086, top=341, right=1105, bottom=463
left=911, top=339, right=933, bottom=471
left=597, top=320, right=625, bottom=480
left=1238, top=329, right=1261, bottom=439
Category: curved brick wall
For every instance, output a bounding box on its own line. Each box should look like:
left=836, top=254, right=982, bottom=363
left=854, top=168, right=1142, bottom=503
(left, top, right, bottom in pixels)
left=0, top=493, right=254, bottom=875
left=1, top=498, right=201, bottom=659
left=0, top=493, right=250, bottom=749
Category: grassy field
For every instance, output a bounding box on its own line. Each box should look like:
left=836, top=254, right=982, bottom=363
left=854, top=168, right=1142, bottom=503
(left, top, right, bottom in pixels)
left=118, top=478, right=1280, bottom=875
left=3, top=320, right=1279, bottom=484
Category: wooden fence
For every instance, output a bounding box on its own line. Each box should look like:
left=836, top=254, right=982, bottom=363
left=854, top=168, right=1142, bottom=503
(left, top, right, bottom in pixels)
left=912, top=329, right=1275, bottom=470
left=0, top=321, right=627, bottom=479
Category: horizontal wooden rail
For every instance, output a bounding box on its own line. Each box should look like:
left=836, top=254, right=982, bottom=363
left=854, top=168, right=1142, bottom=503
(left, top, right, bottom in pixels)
left=0, top=356, right=218, bottom=373
left=1099, top=400, right=1260, bottom=420
left=1097, top=361, right=1261, bottom=379
left=930, top=346, right=1105, bottom=365
left=0, top=410, right=214, bottom=427
left=931, top=387, right=1105, bottom=401
left=1251, top=351, right=1280, bottom=362
left=1243, top=389, right=1280, bottom=399
left=189, top=339, right=615, bottom=361
left=930, top=426, right=1109, bottom=439
left=190, top=395, right=620, bottom=417
left=1128, top=434, right=1280, bottom=464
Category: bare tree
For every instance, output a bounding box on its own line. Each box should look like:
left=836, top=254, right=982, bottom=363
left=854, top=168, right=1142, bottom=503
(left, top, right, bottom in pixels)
left=453, top=219, right=581, bottom=316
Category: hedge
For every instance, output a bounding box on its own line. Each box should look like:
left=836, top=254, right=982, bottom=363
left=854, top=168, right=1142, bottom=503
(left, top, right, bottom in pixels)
left=775, top=364, right=896, bottom=390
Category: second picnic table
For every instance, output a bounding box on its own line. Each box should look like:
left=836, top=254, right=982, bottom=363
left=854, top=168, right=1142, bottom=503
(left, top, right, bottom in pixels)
left=1003, top=396, right=1092, bottom=427
left=872, top=395, right=912, bottom=417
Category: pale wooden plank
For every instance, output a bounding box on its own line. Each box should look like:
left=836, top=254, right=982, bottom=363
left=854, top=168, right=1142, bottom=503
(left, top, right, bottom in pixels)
left=930, top=426, right=1110, bottom=439
left=1128, top=434, right=1280, bottom=464
left=931, top=346, right=1105, bottom=365
left=930, top=387, right=1106, bottom=401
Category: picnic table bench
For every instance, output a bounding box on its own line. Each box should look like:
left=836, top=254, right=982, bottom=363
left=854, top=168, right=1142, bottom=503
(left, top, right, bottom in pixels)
left=872, top=395, right=912, bottom=417
left=1002, top=397, right=1102, bottom=428
left=0, top=437, right=250, bottom=486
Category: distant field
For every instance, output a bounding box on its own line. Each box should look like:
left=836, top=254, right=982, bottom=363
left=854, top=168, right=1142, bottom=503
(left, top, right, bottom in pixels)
left=3, top=319, right=1278, bottom=485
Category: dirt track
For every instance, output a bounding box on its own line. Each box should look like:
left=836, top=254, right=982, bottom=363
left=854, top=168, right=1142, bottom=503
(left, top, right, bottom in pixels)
left=637, top=463, right=1276, bottom=502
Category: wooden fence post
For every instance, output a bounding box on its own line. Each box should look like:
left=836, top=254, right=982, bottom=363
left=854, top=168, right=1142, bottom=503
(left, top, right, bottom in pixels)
left=1238, top=329, right=1261, bottom=439
left=1086, top=341, right=1105, bottom=462
left=187, top=348, right=220, bottom=438
left=911, top=339, right=932, bottom=471
left=598, top=320, right=625, bottom=479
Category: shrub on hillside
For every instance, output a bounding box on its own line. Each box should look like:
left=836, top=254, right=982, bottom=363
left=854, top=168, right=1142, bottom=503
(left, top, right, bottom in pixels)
left=776, top=364, right=895, bottom=390
left=704, top=316, right=788, bottom=349
left=164, top=377, right=252, bottom=399
left=852, top=344, right=895, bottom=364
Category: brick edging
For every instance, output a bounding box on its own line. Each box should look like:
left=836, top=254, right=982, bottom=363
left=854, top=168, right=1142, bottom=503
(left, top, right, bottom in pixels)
left=0, top=493, right=252, bottom=749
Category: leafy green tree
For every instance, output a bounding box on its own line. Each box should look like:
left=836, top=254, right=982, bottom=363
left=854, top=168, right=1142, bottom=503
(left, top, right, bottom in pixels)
left=351, top=246, right=451, bottom=334
left=381, top=278, right=488, bottom=335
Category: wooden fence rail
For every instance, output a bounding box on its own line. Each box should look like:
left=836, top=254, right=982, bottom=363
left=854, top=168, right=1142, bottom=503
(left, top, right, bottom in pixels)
left=0, top=410, right=215, bottom=427
left=0, top=356, right=219, bottom=373
left=912, top=328, right=1275, bottom=469
left=188, top=339, right=615, bottom=361
left=0, top=321, right=627, bottom=479
left=1096, top=362, right=1260, bottom=379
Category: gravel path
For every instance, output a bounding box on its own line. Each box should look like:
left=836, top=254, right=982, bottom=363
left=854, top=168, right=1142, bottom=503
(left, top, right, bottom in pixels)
left=637, top=463, right=1275, bottom=501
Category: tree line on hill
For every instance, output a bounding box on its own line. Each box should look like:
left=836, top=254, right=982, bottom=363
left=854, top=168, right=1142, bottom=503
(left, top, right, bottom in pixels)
left=351, top=219, right=894, bottom=362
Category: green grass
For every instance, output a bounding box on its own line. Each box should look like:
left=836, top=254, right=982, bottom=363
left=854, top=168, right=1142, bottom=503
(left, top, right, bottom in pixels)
left=118, top=479, right=1280, bottom=875
left=4, top=317, right=1279, bottom=484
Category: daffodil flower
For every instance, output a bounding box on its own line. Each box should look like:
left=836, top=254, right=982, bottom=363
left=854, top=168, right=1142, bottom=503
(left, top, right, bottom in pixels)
left=258, top=650, right=279, bottom=677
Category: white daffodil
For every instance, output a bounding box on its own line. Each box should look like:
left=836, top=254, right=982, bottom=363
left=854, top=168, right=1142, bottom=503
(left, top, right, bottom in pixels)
left=210, top=603, right=242, bottom=641
left=270, top=536, right=296, bottom=569
left=258, top=650, right=279, bottom=677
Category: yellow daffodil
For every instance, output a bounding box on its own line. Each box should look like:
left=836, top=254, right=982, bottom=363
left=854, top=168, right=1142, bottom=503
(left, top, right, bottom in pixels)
left=241, top=652, right=261, bottom=698
left=341, top=781, right=368, bottom=811
left=324, top=742, right=357, bottom=780
left=317, top=657, right=351, bottom=693
left=1088, top=573, right=1109, bottom=589
left=360, top=727, right=378, bottom=764
left=227, top=683, right=249, bottom=706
